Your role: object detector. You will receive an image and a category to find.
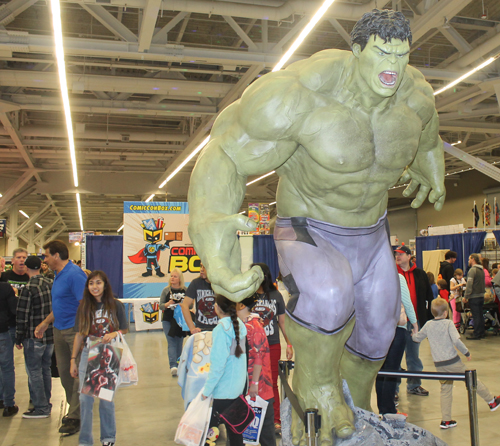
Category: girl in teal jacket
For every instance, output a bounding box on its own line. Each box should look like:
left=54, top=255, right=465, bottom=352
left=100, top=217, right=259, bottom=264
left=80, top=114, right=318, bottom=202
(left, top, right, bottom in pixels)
left=202, top=295, right=247, bottom=446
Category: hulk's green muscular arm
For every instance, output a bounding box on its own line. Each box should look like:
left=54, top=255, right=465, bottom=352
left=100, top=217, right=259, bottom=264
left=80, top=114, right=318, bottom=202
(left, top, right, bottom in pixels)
left=188, top=72, right=303, bottom=301
left=401, top=69, right=446, bottom=210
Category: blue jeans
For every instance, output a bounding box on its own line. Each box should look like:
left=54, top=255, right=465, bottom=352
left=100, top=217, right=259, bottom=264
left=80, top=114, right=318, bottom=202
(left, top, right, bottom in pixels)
left=23, top=339, right=54, bottom=413
left=0, top=329, right=15, bottom=406
left=404, top=321, right=423, bottom=390
left=79, top=347, right=116, bottom=446
left=162, top=321, right=183, bottom=369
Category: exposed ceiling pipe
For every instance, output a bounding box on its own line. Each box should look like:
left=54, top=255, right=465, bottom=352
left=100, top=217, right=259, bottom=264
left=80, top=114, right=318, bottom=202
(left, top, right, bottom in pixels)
left=0, top=138, right=182, bottom=150
left=71, top=0, right=380, bottom=21
left=0, top=70, right=232, bottom=97
left=0, top=126, right=189, bottom=142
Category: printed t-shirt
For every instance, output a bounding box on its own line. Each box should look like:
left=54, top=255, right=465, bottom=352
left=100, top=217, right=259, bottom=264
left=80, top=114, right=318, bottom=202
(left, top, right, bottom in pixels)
left=161, top=287, right=186, bottom=321
left=52, top=261, right=87, bottom=330
left=75, top=300, right=128, bottom=337
left=245, top=315, right=273, bottom=401
left=253, top=289, right=286, bottom=345
left=0, top=269, right=29, bottom=292
left=185, top=277, right=218, bottom=331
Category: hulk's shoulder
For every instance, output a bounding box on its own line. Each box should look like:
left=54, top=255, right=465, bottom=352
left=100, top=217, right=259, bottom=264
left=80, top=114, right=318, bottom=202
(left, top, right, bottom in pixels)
left=401, top=65, right=437, bottom=123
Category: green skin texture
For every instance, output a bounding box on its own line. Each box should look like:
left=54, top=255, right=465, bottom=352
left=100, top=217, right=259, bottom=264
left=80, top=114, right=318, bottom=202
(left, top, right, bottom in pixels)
left=188, top=35, right=445, bottom=445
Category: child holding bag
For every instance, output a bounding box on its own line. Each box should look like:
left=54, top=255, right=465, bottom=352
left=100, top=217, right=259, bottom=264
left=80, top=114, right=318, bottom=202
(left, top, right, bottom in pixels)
left=237, top=295, right=276, bottom=446
left=202, top=295, right=247, bottom=446
left=70, top=271, right=128, bottom=446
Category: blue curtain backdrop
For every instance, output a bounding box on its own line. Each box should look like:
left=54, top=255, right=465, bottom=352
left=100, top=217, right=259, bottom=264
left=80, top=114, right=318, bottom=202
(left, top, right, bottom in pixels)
left=437, top=233, right=464, bottom=274
left=86, top=235, right=123, bottom=298
left=492, top=230, right=500, bottom=247
left=252, top=235, right=279, bottom=283
left=415, top=236, right=439, bottom=269
left=462, top=231, right=487, bottom=273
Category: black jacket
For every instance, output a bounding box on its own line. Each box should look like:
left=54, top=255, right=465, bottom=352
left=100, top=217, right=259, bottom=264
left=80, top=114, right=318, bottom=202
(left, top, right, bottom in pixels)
left=398, top=264, right=434, bottom=325
left=439, top=261, right=455, bottom=291
left=0, top=282, right=17, bottom=333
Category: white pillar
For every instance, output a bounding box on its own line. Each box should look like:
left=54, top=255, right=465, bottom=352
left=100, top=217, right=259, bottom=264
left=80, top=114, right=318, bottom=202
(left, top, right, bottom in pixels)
left=7, top=205, right=19, bottom=255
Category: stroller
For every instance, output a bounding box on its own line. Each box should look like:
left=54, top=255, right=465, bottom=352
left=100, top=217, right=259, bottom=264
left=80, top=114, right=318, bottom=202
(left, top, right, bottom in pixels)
left=457, top=290, right=500, bottom=336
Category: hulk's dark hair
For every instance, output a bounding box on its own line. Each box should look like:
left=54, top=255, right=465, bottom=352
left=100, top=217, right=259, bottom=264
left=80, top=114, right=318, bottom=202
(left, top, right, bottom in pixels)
left=350, top=9, right=412, bottom=51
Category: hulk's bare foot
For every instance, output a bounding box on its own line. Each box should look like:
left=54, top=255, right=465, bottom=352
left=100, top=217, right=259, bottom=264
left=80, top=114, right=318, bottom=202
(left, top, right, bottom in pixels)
left=286, top=316, right=356, bottom=445
left=340, top=351, right=384, bottom=411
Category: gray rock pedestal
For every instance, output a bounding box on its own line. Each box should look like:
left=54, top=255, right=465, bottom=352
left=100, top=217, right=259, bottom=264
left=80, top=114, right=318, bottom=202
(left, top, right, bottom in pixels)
left=280, top=381, right=447, bottom=446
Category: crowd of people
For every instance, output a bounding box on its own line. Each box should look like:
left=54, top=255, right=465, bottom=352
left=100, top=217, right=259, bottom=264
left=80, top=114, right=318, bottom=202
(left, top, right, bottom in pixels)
left=2, top=241, right=500, bottom=445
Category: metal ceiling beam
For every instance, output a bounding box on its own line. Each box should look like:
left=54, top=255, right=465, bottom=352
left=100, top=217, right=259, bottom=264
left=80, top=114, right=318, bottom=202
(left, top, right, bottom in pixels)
left=33, top=217, right=62, bottom=244
left=435, top=85, right=482, bottom=111
left=0, top=170, right=35, bottom=213
left=271, top=15, right=309, bottom=53
left=448, top=29, right=500, bottom=69
left=411, top=0, right=474, bottom=42
left=439, top=106, right=500, bottom=121
left=328, top=18, right=351, bottom=46
left=0, top=70, right=233, bottom=98
left=80, top=4, right=138, bottom=42
left=0, top=0, right=38, bottom=26
left=444, top=142, right=500, bottom=183
left=0, top=111, right=41, bottom=181
left=15, top=201, right=52, bottom=237
left=439, top=25, right=473, bottom=55
left=440, top=121, right=500, bottom=133
left=151, top=11, right=189, bottom=45
left=138, top=0, right=162, bottom=52
left=223, top=16, right=258, bottom=52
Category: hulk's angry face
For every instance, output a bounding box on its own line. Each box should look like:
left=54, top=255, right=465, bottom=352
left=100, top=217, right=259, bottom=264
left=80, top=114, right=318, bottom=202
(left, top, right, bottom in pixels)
left=353, top=34, right=410, bottom=98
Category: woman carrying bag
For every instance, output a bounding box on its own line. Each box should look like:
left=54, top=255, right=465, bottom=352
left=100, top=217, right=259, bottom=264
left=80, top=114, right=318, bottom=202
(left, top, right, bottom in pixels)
left=201, top=295, right=248, bottom=446
left=70, top=271, right=128, bottom=446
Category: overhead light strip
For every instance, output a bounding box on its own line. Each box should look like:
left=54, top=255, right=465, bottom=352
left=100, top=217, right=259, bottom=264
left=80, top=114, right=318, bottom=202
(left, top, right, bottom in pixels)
left=19, top=210, right=44, bottom=229
left=273, top=0, right=337, bottom=72
left=246, top=171, right=276, bottom=186
left=434, top=55, right=498, bottom=96
left=159, top=135, right=211, bottom=188
left=76, top=193, right=84, bottom=231
left=50, top=0, right=79, bottom=188
left=117, top=224, right=124, bottom=232
left=145, top=194, right=155, bottom=202
left=158, top=1, right=336, bottom=188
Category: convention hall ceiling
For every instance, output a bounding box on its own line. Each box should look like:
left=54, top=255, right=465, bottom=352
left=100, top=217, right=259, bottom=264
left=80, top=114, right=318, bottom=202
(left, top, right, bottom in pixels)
left=1, top=0, right=500, bottom=237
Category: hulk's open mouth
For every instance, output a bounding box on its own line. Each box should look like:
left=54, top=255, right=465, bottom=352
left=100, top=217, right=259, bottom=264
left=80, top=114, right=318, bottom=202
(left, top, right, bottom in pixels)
left=379, top=70, right=398, bottom=87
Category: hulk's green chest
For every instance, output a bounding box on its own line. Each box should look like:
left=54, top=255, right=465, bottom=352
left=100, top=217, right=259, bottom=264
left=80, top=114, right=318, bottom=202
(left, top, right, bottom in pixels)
left=297, top=100, right=422, bottom=174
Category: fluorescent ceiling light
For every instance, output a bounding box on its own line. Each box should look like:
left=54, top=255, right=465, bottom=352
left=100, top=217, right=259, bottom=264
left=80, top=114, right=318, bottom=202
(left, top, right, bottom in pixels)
left=0, top=193, right=2, bottom=197
left=451, top=141, right=462, bottom=146
left=145, top=194, right=155, bottom=202
left=269, top=202, right=276, bottom=205
left=159, top=135, right=211, bottom=188
left=273, top=0, right=336, bottom=72
left=434, top=56, right=498, bottom=96
left=238, top=211, right=246, bottom=214
left=19, top=210, right=30, bottom=219
left=76, top=193, right=84, bottom=231
left=50, top=0, right=78, bottom=188
left=117, top=224, right=124, bottom=232
left=246, top=171, right=276, bottom=186
left=35, top=222, right=43, bottom=229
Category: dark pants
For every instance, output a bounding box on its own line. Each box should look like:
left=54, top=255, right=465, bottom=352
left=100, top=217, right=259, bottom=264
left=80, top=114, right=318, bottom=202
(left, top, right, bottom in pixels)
left=269, top=343, right=281, bottom=424
left=259, top=398, right=276, bottom=446
left=376, top=327, right=406, bottom=414
left=469, top=297, right=485, bottom=337
left=212, top=398, right=244, bottom=446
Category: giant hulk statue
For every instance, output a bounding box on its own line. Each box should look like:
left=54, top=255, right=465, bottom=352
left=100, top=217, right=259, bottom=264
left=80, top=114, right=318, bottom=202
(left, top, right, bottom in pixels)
left=188, top=9, right=445, bottom=445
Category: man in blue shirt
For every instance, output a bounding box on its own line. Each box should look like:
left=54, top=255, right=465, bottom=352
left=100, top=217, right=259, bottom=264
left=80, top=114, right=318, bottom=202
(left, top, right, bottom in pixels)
left=35, top=240, right=86, bottom=436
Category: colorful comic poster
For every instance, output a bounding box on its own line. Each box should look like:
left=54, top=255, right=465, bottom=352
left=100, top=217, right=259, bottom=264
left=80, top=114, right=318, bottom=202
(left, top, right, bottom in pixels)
left=133, top=299, right=162, bottom=331
left=0, top=219, right=5, bottom=239
left=81, top=337, right=122, bottom=401
left=123, top=202, right=200, bottom=300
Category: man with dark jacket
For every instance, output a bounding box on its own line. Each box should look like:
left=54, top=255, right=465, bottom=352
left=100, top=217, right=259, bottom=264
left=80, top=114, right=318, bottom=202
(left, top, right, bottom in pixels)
left=395, top=245, right=434, bottom=396
left=464, top=253, right=486, bottom=340
left=439, top=250, right=457, bottom=291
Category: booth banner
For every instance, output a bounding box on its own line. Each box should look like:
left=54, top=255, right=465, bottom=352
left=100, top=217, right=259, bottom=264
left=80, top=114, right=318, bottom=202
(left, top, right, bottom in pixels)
left=133, top=300, right=163, bottom=331
left=123, top=201, right=200, bottom=300
left=0, top=219, right=5, bottom=238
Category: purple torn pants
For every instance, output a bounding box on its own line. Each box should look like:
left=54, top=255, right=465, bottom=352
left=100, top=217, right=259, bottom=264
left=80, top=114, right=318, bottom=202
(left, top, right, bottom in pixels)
left=274, top=214, right=400, bottom=361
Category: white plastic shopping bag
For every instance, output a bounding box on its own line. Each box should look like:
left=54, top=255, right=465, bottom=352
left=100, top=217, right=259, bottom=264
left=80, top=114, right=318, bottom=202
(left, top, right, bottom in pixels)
left=175, top=389, right=213, bottom=446
left=242, top=396, right=268, bottom=445
left=113, top=332, right=138, bottom=387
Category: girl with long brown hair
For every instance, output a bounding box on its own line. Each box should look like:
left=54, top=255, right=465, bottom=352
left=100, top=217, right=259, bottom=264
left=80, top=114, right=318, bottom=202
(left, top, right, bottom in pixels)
left=70, top=270, right=128, bottom=446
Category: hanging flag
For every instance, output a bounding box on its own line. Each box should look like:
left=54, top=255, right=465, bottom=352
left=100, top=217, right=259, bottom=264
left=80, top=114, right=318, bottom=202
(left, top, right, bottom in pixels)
left=483, top=202, right=491, bottom=226
left=473, top=204, right=479, bottom=227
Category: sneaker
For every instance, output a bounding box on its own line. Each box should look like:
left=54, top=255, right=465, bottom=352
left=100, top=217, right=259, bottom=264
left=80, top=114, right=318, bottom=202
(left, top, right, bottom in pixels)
left=3, top=405, right=19, bottom=417
left=275, top=423, right=281, bottom=436
left=394, top=400, right=399, bottom=407
left=440, top=420, right=457, bottom=429
left=396, top=410, right=408, bottom=417
left=171, top=367, right=178, bottom=377
left=102, top=443, right=115, bottom=446
left=407, top=386, right=429, bottom=396
left=23, top=410, right=50, bottom=419
left=59, top=418, right=80, bottom=435
left=488, top=396, right=500, bottom=411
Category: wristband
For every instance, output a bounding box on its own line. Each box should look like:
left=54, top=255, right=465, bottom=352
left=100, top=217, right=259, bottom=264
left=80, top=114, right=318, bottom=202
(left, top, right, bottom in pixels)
left=71, top=357, right=76, bottom=360
left=287, top=344, right=292, bottom=348
left=251, top=381, right=259, bottom=386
